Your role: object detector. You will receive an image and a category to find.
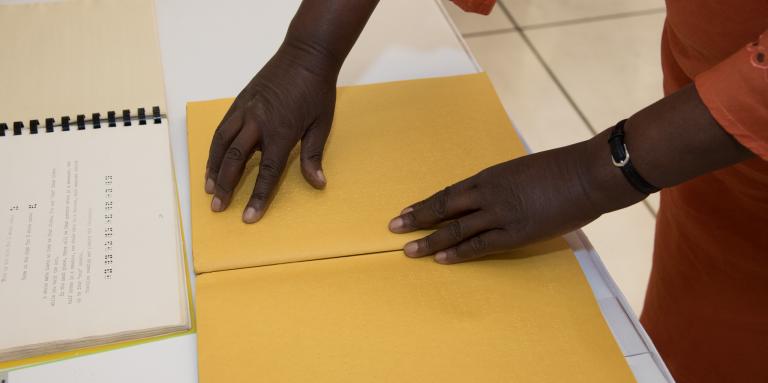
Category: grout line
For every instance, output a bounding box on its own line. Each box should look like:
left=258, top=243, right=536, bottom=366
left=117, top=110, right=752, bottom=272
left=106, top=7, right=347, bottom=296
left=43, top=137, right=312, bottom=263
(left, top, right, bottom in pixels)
left=520, top=8, right=666, bottom=30
left=462, top=27, right=518, bottom=39
left=495, top=1, right=658, bottom=218
left=496, top=2, right=597, bottom=134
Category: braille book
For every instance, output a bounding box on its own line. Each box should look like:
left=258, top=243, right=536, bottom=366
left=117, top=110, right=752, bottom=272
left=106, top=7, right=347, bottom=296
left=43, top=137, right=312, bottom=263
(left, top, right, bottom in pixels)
left=0, top=0, right=191, bottom=368
left=187, top=74, right=636, bottom=382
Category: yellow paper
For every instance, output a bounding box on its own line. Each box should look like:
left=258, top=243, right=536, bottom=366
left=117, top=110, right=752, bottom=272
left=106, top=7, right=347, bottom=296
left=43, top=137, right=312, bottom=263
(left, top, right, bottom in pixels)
left=187, top=73, right=528, bottom=273
left=0, top=0, right=166, bottom=123
left=196, top=241, right=636, bottom=383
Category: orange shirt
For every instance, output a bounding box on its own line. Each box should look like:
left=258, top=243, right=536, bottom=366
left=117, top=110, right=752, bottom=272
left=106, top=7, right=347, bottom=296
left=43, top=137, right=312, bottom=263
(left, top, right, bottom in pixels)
left=454, top=1, right=768, bottom=382
left=642, top=2, right=768, bottom=383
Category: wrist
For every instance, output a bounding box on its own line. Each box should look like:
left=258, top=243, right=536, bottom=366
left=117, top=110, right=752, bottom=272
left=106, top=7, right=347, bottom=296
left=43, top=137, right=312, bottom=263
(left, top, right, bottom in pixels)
left=279, top=35, right=343, bottom=80
left=578, top=127, right=647, bottom=215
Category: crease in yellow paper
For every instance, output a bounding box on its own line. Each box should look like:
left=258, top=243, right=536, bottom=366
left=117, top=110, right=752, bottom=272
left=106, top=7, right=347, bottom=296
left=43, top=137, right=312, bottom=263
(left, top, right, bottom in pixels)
left=188, top=73, right=529, bottom=273
left=0, top=0, right=166, bottom=123
left=196, top=241, right=636, bottom=383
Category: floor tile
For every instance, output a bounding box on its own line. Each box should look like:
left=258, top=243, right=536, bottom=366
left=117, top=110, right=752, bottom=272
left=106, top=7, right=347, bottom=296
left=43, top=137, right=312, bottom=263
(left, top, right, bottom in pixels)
left=646, top=193, right=660, bottom=213
left=500, top=0, right=665, bottom=27
left=441, top=0, right=513, bottom=35
left=463, top=31, right=656, bottom=314
left=526, top=12, right=666, bottom=133
left=464, top=32, right=593, bottom=152
left=583, top=204, right=656, bottom=313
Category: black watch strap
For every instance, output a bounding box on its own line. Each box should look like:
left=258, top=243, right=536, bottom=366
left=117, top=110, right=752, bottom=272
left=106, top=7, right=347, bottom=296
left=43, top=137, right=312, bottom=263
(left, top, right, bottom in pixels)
left=608, top=119, right=660, bottom=195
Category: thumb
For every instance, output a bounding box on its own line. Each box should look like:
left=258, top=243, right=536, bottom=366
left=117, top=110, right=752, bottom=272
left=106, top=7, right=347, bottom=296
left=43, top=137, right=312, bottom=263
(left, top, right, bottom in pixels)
left=300, top=109, right=333, bottom=189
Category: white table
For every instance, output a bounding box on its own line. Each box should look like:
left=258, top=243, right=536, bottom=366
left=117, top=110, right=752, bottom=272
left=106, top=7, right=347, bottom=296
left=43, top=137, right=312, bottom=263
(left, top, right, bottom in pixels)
left=5, top=1, right=672, bottom=382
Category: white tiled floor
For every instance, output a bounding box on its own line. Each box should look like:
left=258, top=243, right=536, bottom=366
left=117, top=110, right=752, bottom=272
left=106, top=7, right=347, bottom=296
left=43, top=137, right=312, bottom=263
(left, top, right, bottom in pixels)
left=444, top=0, right=667, bottom=313
left=499, top=0, right=665, bottom=27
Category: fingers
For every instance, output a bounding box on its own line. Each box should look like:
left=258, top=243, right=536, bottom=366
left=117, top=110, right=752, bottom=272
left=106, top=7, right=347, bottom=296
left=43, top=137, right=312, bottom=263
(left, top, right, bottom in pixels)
left=206, top=108, right=244, bottom=194
left=211, top=119, right=259, bottom=212
left=402, top=212, right=492, bottom=258
left=434, top=229, right=509, bottom=265
left=300, top=108, right=333, bottom=189
left=243, top=146, right=291, bottom=224
left=389, top=182, right=477, bottom=234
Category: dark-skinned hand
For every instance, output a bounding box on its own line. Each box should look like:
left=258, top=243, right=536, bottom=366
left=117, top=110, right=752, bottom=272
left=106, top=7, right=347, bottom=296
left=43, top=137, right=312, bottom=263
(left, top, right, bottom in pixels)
left=388, top=137, right=647, bottom=265
left=205, top=44, right=337, bottom=223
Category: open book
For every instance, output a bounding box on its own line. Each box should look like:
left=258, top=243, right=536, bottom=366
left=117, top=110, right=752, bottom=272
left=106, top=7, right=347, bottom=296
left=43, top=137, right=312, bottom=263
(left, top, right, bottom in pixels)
left=0, top=0, right=191, bottom=367
left=187, top=74, right=637, bottom=382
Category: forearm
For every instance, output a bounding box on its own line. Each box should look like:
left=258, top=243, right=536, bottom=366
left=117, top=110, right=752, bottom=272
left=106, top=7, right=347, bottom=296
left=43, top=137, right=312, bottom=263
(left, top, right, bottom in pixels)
left=280, top=0, right=380, bottom=74
left=582, top=83, right=754, bottom=213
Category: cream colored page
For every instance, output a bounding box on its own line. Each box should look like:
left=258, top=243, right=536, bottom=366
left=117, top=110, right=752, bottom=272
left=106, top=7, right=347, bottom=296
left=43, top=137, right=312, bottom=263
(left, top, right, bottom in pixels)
left=0, top=122, right=185, bottom=355
left=0, top=0, right=166, bottom=124
left=196, top=243, right=636, bottom=383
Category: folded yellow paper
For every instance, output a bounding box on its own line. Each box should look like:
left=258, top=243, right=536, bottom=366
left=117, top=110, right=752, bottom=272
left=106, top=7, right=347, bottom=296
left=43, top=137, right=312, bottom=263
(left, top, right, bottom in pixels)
left=187, top=73, right=527, bottom=273
left=196, top=242, right=635, bottom=383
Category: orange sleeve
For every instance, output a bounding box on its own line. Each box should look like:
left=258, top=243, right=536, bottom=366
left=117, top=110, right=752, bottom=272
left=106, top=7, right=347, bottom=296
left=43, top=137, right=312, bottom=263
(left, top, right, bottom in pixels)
left=450, top=0, right=496, bottom=15
left=695, top=31, right=768, bottom=160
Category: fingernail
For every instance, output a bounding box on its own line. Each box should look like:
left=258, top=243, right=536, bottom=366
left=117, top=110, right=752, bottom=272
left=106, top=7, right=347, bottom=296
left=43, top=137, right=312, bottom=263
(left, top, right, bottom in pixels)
left=435, top=251, right=449, bottom=264
left=242, top=207, right=263, bottom=224
left=205, top=178, right=215, bottom=194
left=389, top=217, right=404, bottom=232
left=211, top=197, right=223, bottom=212
left=316, top=170, right=326, bottom=185
left=401, top=207, right=414, bottom=215
left=404, top=241, right=419, bottom=257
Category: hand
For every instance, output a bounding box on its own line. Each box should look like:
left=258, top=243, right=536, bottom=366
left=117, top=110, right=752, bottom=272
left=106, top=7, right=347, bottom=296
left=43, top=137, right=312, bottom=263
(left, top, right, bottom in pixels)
left=388, top=138, right=647, bottom=264
left=205, top=44, right=338, bottom=223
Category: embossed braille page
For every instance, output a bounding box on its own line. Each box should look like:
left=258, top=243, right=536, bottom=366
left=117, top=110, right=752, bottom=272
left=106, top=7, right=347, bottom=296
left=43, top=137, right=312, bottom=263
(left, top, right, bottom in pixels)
left=196, top=243, right=636, bottom=383
left=187, top=74, right=527, bottom=273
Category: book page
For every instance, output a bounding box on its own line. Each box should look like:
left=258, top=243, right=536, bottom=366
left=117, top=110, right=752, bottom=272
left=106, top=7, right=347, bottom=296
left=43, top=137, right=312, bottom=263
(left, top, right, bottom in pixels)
left=0, top=122, right=187, bottom=360
left=196, top=242, right=636, bottom=382
left=187, top=73, right=529, bottom=273
left=0, top=0, right=166, bottom=124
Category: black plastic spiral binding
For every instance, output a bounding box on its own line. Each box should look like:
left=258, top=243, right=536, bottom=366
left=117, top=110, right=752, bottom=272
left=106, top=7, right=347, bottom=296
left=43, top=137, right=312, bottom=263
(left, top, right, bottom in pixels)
left=62, top=116, right=71, bottom=131
left=1, top=107, right=162, bottom=136
left=138, top=108, right=147, bottom=125
left=123, top=109, right=132, bottom=126
left=13, top=122, right=23, bottom=136
left=92, top=113, right=101, bottom=129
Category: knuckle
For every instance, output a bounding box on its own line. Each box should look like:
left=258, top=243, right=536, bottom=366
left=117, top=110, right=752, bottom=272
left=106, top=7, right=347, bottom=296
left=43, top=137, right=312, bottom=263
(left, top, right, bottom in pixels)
left=448, top=220, right=463, bottom=241
left=470, top=236, right=488, bottom=252
left=208, top=130, right=227, bottom=160
left=429, top=188, right=449, bottom=219
left=457, top=236, right=488, bottom=260
left=250, top=191, right=267, bottom=202
left=301, top=149, right=323, bottom=164
left=215, top=181, right=233, bottom=194
left=259, top=158, right=283, bottom=181
left=225, top=147, right=245, bottom=161
left=402, top=212, right=418, bottom=230
left=213, top=129, right=226, bottom=145
left=422, top=236, right=433, bottom=253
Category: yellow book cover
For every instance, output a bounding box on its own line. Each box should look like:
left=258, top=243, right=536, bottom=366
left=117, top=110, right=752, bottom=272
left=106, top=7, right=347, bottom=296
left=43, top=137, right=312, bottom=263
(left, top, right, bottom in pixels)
left=188, top=74, right=636, bottom=382
left=188, top=73, right=528, bottom=273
